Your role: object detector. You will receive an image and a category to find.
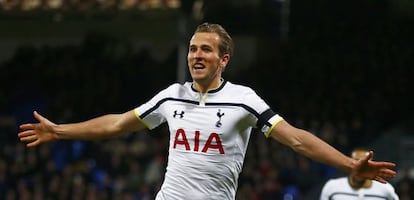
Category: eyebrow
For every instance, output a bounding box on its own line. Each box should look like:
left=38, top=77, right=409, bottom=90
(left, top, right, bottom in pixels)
left=189, top=44, right=214, bottom=51
left=190, top=44, right=212, bottom=48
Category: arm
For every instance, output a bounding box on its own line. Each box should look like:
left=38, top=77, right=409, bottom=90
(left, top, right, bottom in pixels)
left=18, top=110, right=146, bottom=147
left=269, top=120, right=396, bottom=183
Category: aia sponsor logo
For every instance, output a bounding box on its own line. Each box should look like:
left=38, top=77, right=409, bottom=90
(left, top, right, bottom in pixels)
left=173, top=128, right=224, bottom=154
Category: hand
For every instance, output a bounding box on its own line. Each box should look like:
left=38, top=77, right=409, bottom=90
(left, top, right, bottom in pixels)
left=18, top=111, right=58, bottom=147
left=351, top=151, right=397, bottom=183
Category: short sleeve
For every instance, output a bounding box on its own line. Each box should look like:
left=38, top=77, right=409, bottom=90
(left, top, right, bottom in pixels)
left=134, top=84, right=178, bottom=129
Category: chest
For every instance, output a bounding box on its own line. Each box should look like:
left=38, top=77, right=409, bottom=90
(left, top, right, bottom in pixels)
left=162, top=102, right=251, bottom=133
left=329, top=186, right=392, bottom=200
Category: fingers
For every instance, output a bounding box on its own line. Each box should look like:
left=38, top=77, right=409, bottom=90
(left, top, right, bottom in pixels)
left=18, top=130, right=36, bottom=138
left=373, top=163, right=397, bottom=183
left=373, top=168, right=395, bottom=183
left=380, top=168, right=397, bottom=178
left=364, top=151, right=373, bottom=162
left=19, top=111, right=43, bottom=130
left=371, top=161, right=397, bottom=178
left=18, top=111, right=52, bottom=148
left=19, top=132, right=45, bottom=148
left=20, top=134, right=37, bottom=142
left=27, top=140, right=40, bottom=148
left=18, top=129, right=38, bottom=143
left=375, top=176, right=387, bottom=184
left=381, top=161, right=396, bottom=168
left=19, top=123, right=36, bottom=131
left=33, top=111, right=44, bottom=122
left=18, top=131, right=40, bottom=148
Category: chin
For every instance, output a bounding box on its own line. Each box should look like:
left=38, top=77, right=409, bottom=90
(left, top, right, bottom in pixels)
left=191, top=74, right=205, bottom=81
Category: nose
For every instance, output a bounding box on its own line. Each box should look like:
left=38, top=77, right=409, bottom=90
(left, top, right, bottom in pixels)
left=193, top=49, right=203, bottom=59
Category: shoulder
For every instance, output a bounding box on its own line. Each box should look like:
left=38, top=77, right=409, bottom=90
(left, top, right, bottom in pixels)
left=223, top=81, right=259, bottom=98
left=372, top=181, right=397, bottom=190
left=221, top=81, right=275, bottom=115
left=320, top=177, right=348, bottom=197
left=218, top=81, right=263, bottom=107
left=165, top=82, right=186, bottom=91
left=225, top=81, right=255, bottom=92
left=155, top=82, right=190, bottom=96
left=323, top=177, right=348, bottom=188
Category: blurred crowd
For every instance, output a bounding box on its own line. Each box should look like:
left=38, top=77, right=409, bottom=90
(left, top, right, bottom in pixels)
left=1, top=5, right=413, bottom=199
left=0, top=0, right=180, bottom=11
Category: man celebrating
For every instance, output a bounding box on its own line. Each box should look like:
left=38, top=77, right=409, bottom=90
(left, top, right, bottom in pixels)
left=18, top=23, right=397, bottom=200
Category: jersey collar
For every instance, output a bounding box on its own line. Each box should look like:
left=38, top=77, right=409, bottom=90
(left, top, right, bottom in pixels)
left=191, top=79, right=227, bottom=94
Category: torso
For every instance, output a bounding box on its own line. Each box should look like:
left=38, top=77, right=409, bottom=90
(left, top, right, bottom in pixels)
left=135, top=80, right=282, bottom=200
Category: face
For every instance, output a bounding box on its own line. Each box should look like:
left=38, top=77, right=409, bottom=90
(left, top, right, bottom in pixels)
left=351, top=150, right=369, bottom=161
left=187, top=32, right=229, bottom=89
left=351, top=150, right=370, bottom=181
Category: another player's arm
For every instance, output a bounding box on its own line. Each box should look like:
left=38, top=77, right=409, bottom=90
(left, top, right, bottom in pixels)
left=269, top=120, right=396, bottom=183
left=19, top=110, right=146, bottom=147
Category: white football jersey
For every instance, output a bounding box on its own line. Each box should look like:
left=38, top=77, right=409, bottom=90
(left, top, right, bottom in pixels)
left=320, top=177, right=399, bottom=200
left=134, top=80, right=283, bottom=200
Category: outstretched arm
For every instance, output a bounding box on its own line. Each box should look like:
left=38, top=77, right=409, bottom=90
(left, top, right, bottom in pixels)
left=18, top=110, right=146, bottom=147
left=270, top=120, right=396, bottom=183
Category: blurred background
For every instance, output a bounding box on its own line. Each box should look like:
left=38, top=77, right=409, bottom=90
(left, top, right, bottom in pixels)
left=0, top=0, right=413, bottom=199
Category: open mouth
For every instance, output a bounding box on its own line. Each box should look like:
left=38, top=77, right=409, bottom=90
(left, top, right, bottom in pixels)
left=193, top=63, right=205, bottom=70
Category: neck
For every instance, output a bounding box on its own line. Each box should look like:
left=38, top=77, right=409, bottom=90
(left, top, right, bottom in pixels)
left=193, top=78, right=223, bottom=93
left=348, top=177, right=372, bottom=189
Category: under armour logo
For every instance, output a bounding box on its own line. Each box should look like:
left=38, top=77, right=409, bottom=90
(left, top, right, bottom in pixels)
left=216, top=109, right=224, bottom=128
left=173, top=110, right=185, bottom=118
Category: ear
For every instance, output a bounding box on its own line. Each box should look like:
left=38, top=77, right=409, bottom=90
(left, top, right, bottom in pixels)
left=220, top=54, right=230, bottom=69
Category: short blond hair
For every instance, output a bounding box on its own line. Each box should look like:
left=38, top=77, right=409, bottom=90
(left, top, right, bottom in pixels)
left=194, top=22, right=234, bottom=58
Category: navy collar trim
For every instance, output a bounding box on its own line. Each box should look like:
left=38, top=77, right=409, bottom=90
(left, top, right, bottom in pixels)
left=191, top=79, right=227, bottom=93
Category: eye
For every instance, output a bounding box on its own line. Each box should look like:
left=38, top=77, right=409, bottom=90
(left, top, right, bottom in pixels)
left=202, top=47, right=212, bottom=52
left=189, top=46, right=196, bottom=52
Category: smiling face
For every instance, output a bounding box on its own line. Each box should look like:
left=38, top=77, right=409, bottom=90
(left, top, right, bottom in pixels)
left=187, top=32, right=229, bottom=93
